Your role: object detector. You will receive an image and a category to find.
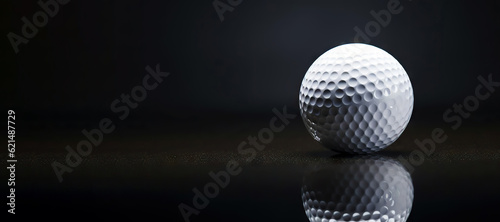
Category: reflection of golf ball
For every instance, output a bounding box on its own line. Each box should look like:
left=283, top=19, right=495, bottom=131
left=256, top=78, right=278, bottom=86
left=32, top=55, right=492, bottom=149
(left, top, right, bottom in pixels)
left=299, top=43, right=413, bottom=154
left=302, top=156, right=414, bottom=222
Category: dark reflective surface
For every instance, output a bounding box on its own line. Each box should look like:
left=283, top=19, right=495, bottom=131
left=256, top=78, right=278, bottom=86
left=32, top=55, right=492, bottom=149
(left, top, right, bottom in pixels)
left=9, top=122, right=500, bottom=221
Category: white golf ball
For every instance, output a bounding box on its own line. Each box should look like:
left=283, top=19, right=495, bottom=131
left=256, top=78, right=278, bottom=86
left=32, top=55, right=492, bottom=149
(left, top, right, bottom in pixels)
left=299, top=43, right=413, bottom=154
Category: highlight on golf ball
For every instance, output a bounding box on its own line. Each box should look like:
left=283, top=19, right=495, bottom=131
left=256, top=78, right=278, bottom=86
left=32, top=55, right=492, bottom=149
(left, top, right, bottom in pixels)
left=302, top=156, right=414, bottom=222
left=299, top=43, right=414, bottom=154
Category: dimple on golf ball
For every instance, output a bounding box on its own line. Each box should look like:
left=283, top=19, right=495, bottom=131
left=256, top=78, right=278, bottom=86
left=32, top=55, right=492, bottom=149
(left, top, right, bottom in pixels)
left=299, top=43, right=413, bottom=154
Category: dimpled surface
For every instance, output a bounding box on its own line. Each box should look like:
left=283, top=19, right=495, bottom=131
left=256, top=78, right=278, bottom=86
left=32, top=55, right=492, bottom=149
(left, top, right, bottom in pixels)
left=302, top=156, right=414, bottom=222
left=299, top=43, right=413, bottom=154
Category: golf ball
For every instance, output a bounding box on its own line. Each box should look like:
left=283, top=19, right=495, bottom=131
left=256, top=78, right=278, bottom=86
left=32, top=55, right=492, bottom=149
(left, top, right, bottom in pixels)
left=299, top=43, right=413, bottom=154
left=302, top=156, right=414, bottom=222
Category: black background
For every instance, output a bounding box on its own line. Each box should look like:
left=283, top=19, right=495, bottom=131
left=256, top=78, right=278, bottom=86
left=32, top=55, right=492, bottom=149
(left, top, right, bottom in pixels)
left=3, top=0, right=500, bottom=126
